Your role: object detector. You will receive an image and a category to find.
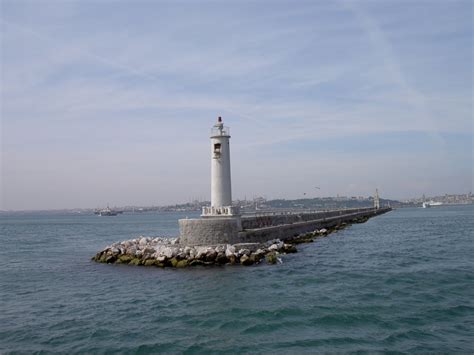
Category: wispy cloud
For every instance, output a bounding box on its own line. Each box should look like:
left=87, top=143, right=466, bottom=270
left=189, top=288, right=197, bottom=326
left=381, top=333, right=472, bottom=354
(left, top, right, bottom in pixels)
left=1, top=0, right=472, bottom=209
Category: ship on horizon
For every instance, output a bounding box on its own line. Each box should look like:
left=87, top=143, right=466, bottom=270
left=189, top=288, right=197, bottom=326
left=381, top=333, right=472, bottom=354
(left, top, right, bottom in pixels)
left=422, top=201, right=444, bottom=208
left=94, top=205, right=122, bottom=216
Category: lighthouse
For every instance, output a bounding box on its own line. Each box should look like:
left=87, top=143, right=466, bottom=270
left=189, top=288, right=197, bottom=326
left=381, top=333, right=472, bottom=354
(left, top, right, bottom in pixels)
left=179, top=116, right=242, bottom=245
left=202, top=116, right=238, bottom=217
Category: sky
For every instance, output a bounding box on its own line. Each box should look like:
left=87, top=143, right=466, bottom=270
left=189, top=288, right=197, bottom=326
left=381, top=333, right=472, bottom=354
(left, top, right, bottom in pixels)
left=1, top=0, right=472, bottom=210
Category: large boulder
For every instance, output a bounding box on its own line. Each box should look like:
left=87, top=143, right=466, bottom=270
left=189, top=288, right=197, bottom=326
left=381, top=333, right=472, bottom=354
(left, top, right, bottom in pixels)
left=144, top=259, right=156, bottom=266
left=266, top=252, right=278, bottom=264
left=225, top=245, right=236, bottom=258
left=129, top=258, right=141, bottom=266
left=238, top=249, right=251, bottom=257
left=268, top=244, right=279, bottom=251
left=215, top=245, right=226, bottom=253
left=170, top=258, right=179, bottom=267
left=156, top=255, right=167, bottom=263
left=176, top=260, right=189, bottom=268
left=250, top=252, right=264, bottom=264
left=195, top=246, right=209, bottom=260
left=205, top=249, right=217, bottom=262
left=162, top=247, right=175, bottom=259
left=240, top=254, right=254, bottom=266
left=119, top=255, right=133, bottom=263
left=105, top=255, right=116, bottom=263
left=215, top=253, right=228, bottom=265
left=177, top=252, right=187, bottom=260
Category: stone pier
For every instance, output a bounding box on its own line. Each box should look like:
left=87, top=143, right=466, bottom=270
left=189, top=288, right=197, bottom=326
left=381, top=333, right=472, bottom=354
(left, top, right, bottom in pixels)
left=179, top=207, right=391, bottom=246
left=93, top=207, right=391, bottom=268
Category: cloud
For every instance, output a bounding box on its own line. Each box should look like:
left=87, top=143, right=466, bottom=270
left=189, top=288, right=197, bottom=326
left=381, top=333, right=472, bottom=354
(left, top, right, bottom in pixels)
left=1, top=0, right=472, bottom=209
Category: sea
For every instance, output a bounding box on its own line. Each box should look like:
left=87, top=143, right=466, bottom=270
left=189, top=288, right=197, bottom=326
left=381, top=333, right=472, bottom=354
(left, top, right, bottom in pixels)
left=1, top=205, right=473, bottom=354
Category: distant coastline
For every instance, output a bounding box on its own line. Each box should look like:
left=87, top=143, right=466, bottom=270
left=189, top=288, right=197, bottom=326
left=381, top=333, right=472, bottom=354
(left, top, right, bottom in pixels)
left=1, top=193, right=472, bottom=214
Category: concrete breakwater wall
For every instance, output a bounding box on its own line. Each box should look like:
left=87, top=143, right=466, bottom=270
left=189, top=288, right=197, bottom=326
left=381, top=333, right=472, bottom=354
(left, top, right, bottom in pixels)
left=239, top=207, right=391, bottom=244
left=179, top=207, right=391, bottom=246
left=241, top=208, right=376, bottom=229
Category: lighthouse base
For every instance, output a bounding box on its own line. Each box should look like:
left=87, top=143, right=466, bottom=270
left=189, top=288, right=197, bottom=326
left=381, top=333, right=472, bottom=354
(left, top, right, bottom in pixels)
left=178, top=216, right=243, bottom=246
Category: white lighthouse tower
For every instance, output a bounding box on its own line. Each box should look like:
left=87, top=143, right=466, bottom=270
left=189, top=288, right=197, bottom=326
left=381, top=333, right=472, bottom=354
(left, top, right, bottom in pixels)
left=202, top=116, right=238, bottom=217
left=179, top=116, right=242, bottom=245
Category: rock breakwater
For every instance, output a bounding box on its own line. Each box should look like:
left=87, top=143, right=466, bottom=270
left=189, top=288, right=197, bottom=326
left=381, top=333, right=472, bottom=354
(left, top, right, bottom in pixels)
left=92, top=224, right=345, bottom=268
left=91, top=213, right=383, bottom=268
left=92, top=236, right=298, bottom=267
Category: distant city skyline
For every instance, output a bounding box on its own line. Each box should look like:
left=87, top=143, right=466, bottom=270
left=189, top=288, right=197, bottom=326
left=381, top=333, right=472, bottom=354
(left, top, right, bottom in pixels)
left=1, top=0, right=473, bottom=210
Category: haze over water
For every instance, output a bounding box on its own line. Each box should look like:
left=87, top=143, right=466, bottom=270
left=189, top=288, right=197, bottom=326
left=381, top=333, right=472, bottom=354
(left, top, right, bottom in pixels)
left=1, top=205, right=473, bottom=353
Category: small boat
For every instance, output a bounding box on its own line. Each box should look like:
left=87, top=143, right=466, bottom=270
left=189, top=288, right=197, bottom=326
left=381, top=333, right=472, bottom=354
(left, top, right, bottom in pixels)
left=97, top=205, right=118, bottom=216
left=422, top=201, right=443, bottom=208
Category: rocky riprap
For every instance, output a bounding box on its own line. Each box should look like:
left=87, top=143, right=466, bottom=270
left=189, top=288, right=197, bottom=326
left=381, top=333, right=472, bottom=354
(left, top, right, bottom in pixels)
left=91, top=226, right=341, bottom=268
left=92, top=237, right=297, bottom=267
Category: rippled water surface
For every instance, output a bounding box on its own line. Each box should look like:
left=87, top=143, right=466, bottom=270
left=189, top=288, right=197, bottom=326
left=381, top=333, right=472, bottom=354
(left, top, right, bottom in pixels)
left=1, top=206, right=473, bottom=353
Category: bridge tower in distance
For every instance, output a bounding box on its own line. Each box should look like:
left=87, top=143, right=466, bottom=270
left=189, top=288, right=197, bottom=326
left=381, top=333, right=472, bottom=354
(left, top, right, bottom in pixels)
left=374, top=189, right=380, bottom=209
